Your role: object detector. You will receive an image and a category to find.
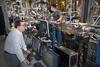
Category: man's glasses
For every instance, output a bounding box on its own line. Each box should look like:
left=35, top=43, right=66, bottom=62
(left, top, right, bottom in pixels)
left=20, top=24, right=26, bottom=27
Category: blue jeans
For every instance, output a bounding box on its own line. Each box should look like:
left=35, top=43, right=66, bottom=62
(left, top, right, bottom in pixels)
left=96, top=64, right=100, bottom=67
left=51, top=27, right=61, bottom=49
left=96, top=40, right=100, bottom=65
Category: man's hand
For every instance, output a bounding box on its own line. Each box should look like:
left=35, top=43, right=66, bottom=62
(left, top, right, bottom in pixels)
left=26, top=50, right=31, bottom=54
left=22, top=59, right=30, bottom=65
left=53, top=21, right=60, bottom=25
left=24, top=50, right=31, bottom=55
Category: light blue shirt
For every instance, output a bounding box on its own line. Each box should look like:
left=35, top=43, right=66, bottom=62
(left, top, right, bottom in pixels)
left=4, top=29, right=27, bottom=62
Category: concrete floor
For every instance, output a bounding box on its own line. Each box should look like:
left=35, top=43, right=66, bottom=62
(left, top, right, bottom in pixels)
left=0, top=35, right=7, bottom=67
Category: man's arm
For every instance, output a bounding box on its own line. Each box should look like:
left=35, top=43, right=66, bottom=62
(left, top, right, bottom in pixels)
left=57, top=15, right=63, bottom=23
left=21, top=34, right=31, bottom=54
left=54, top=15, right=63, bottom=25
left=14, top=43, right=25, bottom=62
left=14, top=44, right=30, bottom=64
left=56, top=11, right=63, bottom=24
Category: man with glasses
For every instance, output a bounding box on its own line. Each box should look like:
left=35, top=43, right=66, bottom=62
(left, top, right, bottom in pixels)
left=4, top=19, right=30, bottom=67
